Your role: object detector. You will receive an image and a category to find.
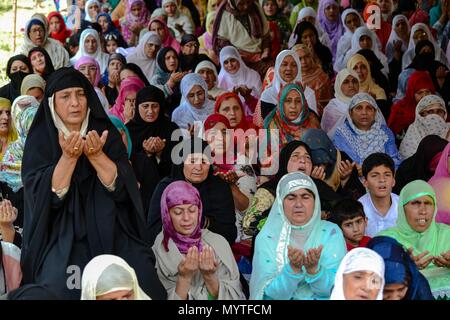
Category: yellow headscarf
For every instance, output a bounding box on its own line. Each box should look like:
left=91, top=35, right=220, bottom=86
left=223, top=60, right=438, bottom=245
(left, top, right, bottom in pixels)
left=347, top=54, right=386, bottom=100
left=0, top=98, right=18, bottom=159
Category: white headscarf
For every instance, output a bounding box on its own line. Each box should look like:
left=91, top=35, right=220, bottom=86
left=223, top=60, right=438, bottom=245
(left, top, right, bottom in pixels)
left=194, top=60, right=226, bottom=99
left=399, top=95, right=450, bottom=159
left=321, top=68, right=360, bottom=138
left=126, top=31, right=161, bottom=83
left=84, top=0, right=100, bottom=22
left=70, top=29, right=110, bottom=74
left=385, top=15, right=410, bottom=63
left=217, top=46, right=262, bottom=98
left=261, top=50, right=318, bottom=114
left=345, top=26, right=389, bottom=76
left=334, top=9, right=364, bottom=72
left=402, top=23, right=447, bottom=69
left=81, top=254, right=150, bottom=300
left=330, top=248, right=385, bottom=300
left=171, top=73, right=214, bottom=130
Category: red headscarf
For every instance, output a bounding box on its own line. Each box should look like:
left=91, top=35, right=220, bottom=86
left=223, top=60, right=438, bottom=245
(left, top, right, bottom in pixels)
left=388, top=71, right=435, bottom=135
left=47, top=11, right=72, bottom=45
left=214, top=92, right=258, bottom=131
left=148, top=18, right=181, bottom=53
left=203, top=113, right=235, bottom=174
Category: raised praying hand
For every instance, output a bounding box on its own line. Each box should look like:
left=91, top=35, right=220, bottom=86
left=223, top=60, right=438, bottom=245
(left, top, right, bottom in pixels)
left=408, top=248, right=434, bottom=270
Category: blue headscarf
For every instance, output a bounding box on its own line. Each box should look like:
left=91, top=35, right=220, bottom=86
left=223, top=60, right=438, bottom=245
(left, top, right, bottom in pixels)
left=97, top=13, right=120, bottom=37
left=108, top=115, right=132, bottom=159
left=367, top=236, right=434, bottom=300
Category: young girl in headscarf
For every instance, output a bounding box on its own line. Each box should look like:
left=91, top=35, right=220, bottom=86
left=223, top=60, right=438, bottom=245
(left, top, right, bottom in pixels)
left=97, top=12, right=128, bottom=48
left=330, top=248, right=385, bottom=300
left=152, top=180, right=246, bottom=300
left=47, top=11, right=72, bottom=45
left=120, top=0, right=149, bottom=46
left=289, top=6, right=331, bottom=50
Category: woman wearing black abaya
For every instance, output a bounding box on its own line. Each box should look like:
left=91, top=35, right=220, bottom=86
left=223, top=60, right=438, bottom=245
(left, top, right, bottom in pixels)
left=0, top=55, right=32, bottom=102
left=21, top=68, right=166, bottom=300
left=126, top=86, right=180, bottom=213
left=147, top=138, right=237, bottom=246
left=393, top=135, right=449, bottom=195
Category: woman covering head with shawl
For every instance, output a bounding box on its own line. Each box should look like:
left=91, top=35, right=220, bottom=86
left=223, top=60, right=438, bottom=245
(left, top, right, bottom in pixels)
left=84, top=0, right=101, bottom=22
left=344, top=26, right=389, bottom=76
left=388, top=70, right=436, bottom=136
left=20, top=74, right=45, bottom=101
left=20, top=67, right=167, bottom=299
left=17, top=16, right=70, bottom=70
left=148, top=17, right=181, bottom=53
left=120, top=0, right=149, bottom=46
left=321, top=68, right=360, bottom=138
left=429, top=142, right=450, bottom=225
left=263, top=83, right=320, bottom=151
left=399, top=95, right=449, bottom=159
left=317, top=0, right=344, bottom=59
left=109, top=76, right=145, bottom=123
left=126, top=85, right=179, bottom=212
left=28, top=47, right=55, bottom=81
left=0, top=103, right=38, bottom=193
left=330, top=248, right=385, bottom=300
left=218, top=46, right=262, bottom=100
left=386, top=14, right=411, bottom=63
left=378, top=180, right=450, bottom=298
left=250, top=172, right=347, bottom=300
left=333, top=93, right=401, bottom=167
left=214, top=92, right=257, bottom=131
left=152, top=180, right=246, bottom=300
left=0, top=55, right=32, bottom=103
left=81, top=254, right=150, bottom=300
left=47, top=11, right=72, bottom=45
left=402, top=23, right=448, bottom=70
left=70, top=28, right=110, bottom=74
left=347, top=54, right=387, bottom=101
left=334, top=8, right=364, bottom=72
left=171, top=73, right=214, bottom=132
left=126, top=31, right=162, bottom=84
left=195, top=60, right=226, bottom=100
left=367, top=236, right=434, bottom=300
left=147, top=138, right=237, bottom=245
left=97, top=13, right=128, bottom=48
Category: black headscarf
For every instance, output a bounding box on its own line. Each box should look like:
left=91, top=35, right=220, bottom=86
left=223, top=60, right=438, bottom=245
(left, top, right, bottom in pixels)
left=28, top=47, right=55, bottom=80
left=0, top=55, right=32, bottom=102
left=394, top=135, right=449, bottom=194
left=147, top=138, right=237, bottom=245
left=120, top=63, right=151, bottom=86
left=294, top=21, right=333, bottom=76
left=126, top=86, right=180, bottom=212
left=156, top=47, right=179, bottom=74
left=21, top=68, right=166, bottom=299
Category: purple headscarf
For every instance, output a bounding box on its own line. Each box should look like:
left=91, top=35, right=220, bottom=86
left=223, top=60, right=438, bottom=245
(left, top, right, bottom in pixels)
left=161, top=181, right=203, bottom=254
left=318, top=0, right=344, bottom=57
left=74, top=56, right=101, bottom=87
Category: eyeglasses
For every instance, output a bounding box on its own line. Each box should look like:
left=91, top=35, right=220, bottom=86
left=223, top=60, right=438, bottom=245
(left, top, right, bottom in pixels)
left=30, top=27, right=44, bottom=34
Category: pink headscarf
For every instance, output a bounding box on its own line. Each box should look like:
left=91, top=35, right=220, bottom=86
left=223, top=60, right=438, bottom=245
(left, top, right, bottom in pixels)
left=160, top=181, right=203, bottom=254
left=148, top=18, right=181, bottom=53
left=108, top=76, right=145, bottom=122
left=428, top=142, right=450, bottom=225
left=74, top=56, right=101, bottom=87
left=121, top=0, right=149, bottom=43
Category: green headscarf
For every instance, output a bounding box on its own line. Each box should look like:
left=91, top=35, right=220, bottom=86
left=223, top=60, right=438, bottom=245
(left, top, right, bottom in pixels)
left=379, top=180, right=450, bottom=262
left=108, top=115, right=132, bottom=159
